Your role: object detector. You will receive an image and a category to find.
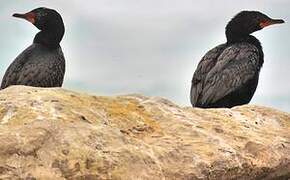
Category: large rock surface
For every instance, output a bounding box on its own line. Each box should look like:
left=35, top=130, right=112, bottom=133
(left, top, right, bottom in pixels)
left=0, top=86, right=289, bottom=180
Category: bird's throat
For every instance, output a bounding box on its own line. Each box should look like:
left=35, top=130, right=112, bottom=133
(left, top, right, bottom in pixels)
left=33, top=28, right=64, bottom=49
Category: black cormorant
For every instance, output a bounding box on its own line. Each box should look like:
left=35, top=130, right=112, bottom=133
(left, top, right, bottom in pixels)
left=190, top=11, right=284, bottom=108
left=1, top=7, right=65, bottom=89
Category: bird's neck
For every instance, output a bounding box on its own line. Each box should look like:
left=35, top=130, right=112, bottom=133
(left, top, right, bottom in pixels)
left=225, top=27, right=248, bottom=43
left=225, top=19, right=255, bottom=43
left=246, top=35, right=264, bottom=68
left=33, top=26, right=64, bottom=49
left=227, top=33, right=264, bottom=67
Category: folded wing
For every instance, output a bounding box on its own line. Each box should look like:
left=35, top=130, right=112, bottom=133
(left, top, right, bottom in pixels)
left=199, top=43, right=260, bottom=106
left=190, top=44, right=226, bottom=106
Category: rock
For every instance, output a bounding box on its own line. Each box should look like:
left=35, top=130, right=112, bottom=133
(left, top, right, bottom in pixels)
left=0, top=86, right=289, bottom=180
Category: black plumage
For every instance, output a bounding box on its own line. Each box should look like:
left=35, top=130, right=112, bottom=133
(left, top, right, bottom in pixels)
left=1, top=7, right=65, bottom=89
left=190, top=11, right=284, bottom=108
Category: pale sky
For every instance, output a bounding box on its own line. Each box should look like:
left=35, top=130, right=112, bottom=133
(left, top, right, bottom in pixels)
left=0, top=1, right=289, bottom=112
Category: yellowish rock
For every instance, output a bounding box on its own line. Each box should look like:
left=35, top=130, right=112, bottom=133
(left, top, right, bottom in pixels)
left=0, top=86, right=289, bottom=179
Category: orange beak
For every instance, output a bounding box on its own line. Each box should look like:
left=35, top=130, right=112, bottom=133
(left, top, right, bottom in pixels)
left=260, top=19, right=285, bottom=28
left=13, top=12, right=36, bottom=24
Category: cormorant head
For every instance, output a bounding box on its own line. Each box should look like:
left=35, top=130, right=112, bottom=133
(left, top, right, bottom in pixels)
left=226, top=11, right=284, bottom=42
left=12, top=7, right=65, bottom=47
left=12, top=7, right=64, bottom=32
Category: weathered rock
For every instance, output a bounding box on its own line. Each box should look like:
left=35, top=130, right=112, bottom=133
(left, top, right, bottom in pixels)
left=0, top=86, right=289, bottom=180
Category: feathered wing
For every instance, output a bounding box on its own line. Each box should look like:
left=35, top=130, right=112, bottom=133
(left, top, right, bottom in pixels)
left=15, top=56, right=65, bottom=87
left=1, top=45, right=34, bottom=89
left=1, top=44, right=65, bottom=89
left=199, top=43, right=260, bottom=106
left=190, top=44, right=226, bottom=106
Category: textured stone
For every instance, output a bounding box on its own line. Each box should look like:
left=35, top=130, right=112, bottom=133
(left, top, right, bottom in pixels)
left=0, top=86, right=289, bottom=179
